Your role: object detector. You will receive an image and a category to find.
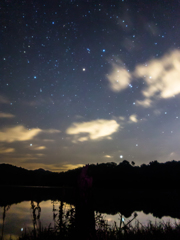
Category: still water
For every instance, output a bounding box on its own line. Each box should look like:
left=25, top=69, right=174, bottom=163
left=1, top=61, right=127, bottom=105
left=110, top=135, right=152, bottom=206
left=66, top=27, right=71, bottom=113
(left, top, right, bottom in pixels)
left=1, top=200, right=180, bottom=240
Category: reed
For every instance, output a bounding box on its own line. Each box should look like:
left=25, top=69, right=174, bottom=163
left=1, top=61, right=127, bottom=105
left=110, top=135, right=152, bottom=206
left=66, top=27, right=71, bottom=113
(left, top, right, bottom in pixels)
left=17, top=213, right=180, bottom=240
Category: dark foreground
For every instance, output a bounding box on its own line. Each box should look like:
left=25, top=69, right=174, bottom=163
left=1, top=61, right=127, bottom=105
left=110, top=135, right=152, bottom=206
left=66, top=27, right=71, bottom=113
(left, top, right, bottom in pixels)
left=2, top=165, right=180, bottom=239
left=17, top=220, right=180, bottom=240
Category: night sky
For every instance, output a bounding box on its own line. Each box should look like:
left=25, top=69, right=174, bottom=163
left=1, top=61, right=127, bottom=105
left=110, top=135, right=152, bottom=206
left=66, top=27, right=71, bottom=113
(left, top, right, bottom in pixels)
left=1, top=0, right=180, bottom=172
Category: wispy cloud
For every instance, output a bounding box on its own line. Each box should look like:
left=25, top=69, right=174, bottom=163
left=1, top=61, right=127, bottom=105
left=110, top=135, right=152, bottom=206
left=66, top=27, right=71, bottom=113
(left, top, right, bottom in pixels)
left=36, top=153, right=45, bottom=157
left=0, top=125, right=60, bottom=143
left=119, top=116, right=125, bottom=121
left=0, top=95, right=10, bottom=104
left=43, top=129, right=61, bottom=134
left=33, top=146, right=46, bottom=150
left=106, top=62, right=131, bottom=92
left=0, top=126, right=42, bottom=143
left=43, top=139, right=55, bottom=142
left=0, top=147, right=15, bottom=153
left=107, top=50, right=180, bottom=107
left=129, top=114, right=138, bottom=123
left=135, top=98, right=153, bottom=108
left=104, top=155, right=113, bottom=158
left=22, top=97, right=56, bottom=107
left=19, top=163, right=84, bottom=172
left=59, top=164, right=84, bottom=171
left=0, top=112, right=15, bottom=118
left=66, top=119, right=120, bottom=142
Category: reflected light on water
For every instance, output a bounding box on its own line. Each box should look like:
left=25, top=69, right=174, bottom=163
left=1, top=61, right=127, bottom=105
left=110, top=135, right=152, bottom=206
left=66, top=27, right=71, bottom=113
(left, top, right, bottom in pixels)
left=0, top=200, right=75, bottom=240
left=0, top=201, right=180, bottom=240
left=101, top=211, right=180, bottom=228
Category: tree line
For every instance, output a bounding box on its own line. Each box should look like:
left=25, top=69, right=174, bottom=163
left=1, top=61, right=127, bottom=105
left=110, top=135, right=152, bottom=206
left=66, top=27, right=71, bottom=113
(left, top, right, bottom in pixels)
left=0, top=160, right=179, bottom=189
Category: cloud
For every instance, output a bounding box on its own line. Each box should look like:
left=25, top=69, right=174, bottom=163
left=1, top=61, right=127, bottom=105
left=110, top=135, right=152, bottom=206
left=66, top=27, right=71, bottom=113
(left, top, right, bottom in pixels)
left=23, top=97, right=57, bottom=107
left=119, top=116, right=125, bottom=121
left=43, top=129, right=61, bottom=134
left=60, top=164, right=84, bottom=171
left=0, top=125, right=60, bottom=143
left=0, top=112, right=15, bottom=118
left=153, top=109, right=161, bottom=116
left=66, top=119, right=120, bottom=142
left=106, top=62, right=131, bottom=92
left=104, top=155, right=113, bottom=158
left=108, top=50, right=180, bottom=107
left=36, top=153, right=45, bottom=157
left=33, top=146, right=46, bottom=150
left=17, top=162, right=84, bottom=172
left=0, top=147, right=15, bottom=153
left=2, top=155, right=39, bottom=162
left=0, top=126, right=42, bottom=143
left=134, top=50, right=180, bottom=103
left=135, top=98, right=153, bottom=108
left=129, top=114, right=138, bottom=123
left=170, top=152, right=175, bottom=157
left=74, top=115, right=84, bottom=119
left=43, top=139, right=55, bottom=142
left=78, top=137, right=89, bottom=142
left=0, top=95, right=10, bottom=104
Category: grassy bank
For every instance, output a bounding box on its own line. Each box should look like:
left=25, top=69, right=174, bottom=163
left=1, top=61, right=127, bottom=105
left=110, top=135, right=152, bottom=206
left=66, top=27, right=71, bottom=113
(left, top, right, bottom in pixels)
left=17, top=218, right=180, bottom=240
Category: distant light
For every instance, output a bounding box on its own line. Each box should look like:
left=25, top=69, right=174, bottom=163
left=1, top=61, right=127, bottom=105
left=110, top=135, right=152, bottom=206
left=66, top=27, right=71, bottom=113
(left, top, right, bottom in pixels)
left=82, top=68, right=86, bottom=71
left=34, top=76, right=37, bottom=79
left=165, top=112, right=167, bottom=114
left=30, top=144, right=32, bottom=146
left=120, top=155, right=123, bottom=158
left=136, top=144, right=138, bottom=146
left=21, top=228, right=23, bottom=231
left=52, top=22, right=55, bottom=24
left=122, top=218, right=124, bottom=222
left=102, top=49, right=105, bottom=52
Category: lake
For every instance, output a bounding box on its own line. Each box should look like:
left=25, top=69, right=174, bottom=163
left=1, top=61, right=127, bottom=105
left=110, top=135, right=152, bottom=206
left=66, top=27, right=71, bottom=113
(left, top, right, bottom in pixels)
left=1, top=186, right=180, bottom=240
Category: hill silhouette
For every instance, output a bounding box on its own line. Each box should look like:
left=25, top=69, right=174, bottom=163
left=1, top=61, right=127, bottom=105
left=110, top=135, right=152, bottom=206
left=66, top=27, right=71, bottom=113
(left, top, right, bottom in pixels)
left=0, top=160, right=180, bottom=189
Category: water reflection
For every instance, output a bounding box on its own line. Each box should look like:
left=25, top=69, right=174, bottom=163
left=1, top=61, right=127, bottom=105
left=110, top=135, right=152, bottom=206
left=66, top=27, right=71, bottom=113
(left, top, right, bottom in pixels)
left=0, top=200, right=180, bottom=240
left=102, top=211, right=180, bottom=228
left=1, top=205, right=11, bottom=240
